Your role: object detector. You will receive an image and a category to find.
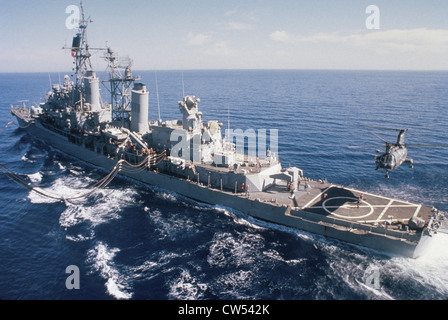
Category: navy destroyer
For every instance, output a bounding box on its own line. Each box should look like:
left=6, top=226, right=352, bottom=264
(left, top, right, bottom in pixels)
left=9, top=3, right=445, bottom=258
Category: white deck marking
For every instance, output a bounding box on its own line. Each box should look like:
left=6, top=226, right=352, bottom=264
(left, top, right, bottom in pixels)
left=337, top=185, right=396, bottom=202
left=300, top=184, right=422, bottom=224
left=301, top=185, right=334, bottom=209
left=306, top=204, right=417, bottom=209
left=304, top=194, right=420, bottom=222
left=376, top=199, right=394, bottom=223
left=413, top=204, right=422, bottom=218
left=357, top=218, right=410, bottom=223
left=322, top=197, right=374, bottom=219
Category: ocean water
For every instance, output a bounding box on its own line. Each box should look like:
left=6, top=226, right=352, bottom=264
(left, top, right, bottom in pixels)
left=0, top=70, right=447, bottom=300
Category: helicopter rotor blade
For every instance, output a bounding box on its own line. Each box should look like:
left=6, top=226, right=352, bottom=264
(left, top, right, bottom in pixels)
left=361, top=122, right=442, bottom=131
left=411, top=122, right=442, bottom=129
left=369, top=131, right=389, bottom=144
left=405, top=144, right=448, bottom=147
left=360, top=125, right=406, bottom=132
left=347, top=145, right=381, bottom=149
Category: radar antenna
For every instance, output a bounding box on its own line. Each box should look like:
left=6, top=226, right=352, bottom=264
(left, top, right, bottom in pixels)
left=62, top=1, right=106, bottom=109
left=102, top=47, right=139, bottom=127
left=66, top=1, right=93, bottom=88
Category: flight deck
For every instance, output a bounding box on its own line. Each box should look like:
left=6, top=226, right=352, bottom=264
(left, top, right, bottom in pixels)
left=251, top=180, right=433, bottom=230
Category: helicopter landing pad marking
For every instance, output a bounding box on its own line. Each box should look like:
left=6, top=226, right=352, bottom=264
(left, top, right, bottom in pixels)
left=301, top=185, right=335, bottom=209
left=413, top=204, right=422, bottom=217
left=376, top=199, right=394, bottom=222
left=299, top=185, right=422, bottom=222
left=322, top=197, right=374, bottom=219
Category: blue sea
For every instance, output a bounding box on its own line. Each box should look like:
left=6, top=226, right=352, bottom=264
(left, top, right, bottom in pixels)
left=0, top=70, right=447, bottom=301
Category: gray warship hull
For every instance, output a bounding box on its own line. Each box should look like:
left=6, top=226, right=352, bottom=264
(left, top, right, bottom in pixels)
left=7, top=2, right=444, bottom=259
left=13, top=113, right=439, bottom=259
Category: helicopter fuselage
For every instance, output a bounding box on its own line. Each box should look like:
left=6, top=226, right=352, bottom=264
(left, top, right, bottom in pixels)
left=375, top=144, right=413, bottom=177
left=352, top=126, right=447, bottom=178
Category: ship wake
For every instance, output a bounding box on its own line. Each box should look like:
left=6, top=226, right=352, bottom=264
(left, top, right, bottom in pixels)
left=87, top=241, right=133, bottom=300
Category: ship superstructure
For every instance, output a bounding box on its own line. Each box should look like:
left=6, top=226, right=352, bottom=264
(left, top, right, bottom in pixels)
left=9, top=2, right=445, bottom=258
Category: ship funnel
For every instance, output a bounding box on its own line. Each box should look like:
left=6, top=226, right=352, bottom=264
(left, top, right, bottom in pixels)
left=83, top=71, right=101, bottom=112
left=130, top=83, right=149, bottom=134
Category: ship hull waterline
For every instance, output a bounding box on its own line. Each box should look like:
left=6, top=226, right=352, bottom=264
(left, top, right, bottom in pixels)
left=16, top=121, right=436, bottom=259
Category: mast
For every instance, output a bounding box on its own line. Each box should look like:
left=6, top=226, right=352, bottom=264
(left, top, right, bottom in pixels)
left=103, top=47, right=138, bottom=127
left=63, top=1, right=102, bottom=109
left=155, top=72, right=161, bottom=122
left=63, top=0, right=136, bottom=124
left=72, top=1, right=92, bottom=89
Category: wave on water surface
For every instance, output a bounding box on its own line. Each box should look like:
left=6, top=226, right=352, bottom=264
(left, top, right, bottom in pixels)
left=1, top=70, right=448, bottom=300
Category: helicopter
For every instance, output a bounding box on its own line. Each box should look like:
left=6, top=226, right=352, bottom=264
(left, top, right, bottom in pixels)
left=349, top=126, right=448, bottom=178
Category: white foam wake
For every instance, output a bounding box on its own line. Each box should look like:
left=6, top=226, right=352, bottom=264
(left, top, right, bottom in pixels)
left=28, top=172, right=42, bottom=183
left=25, top=169, right=138, bottom=229
left=59, top=187, right=136, bottom=228
left=21, top=155, right=35, bottom=163
left=87, top=242, right=133, bottom=300
left=27, top=174, right=95, bottom=204
left=387, top=233, right=448, bottom=297
left=168, top=268, right=208, bottom=300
